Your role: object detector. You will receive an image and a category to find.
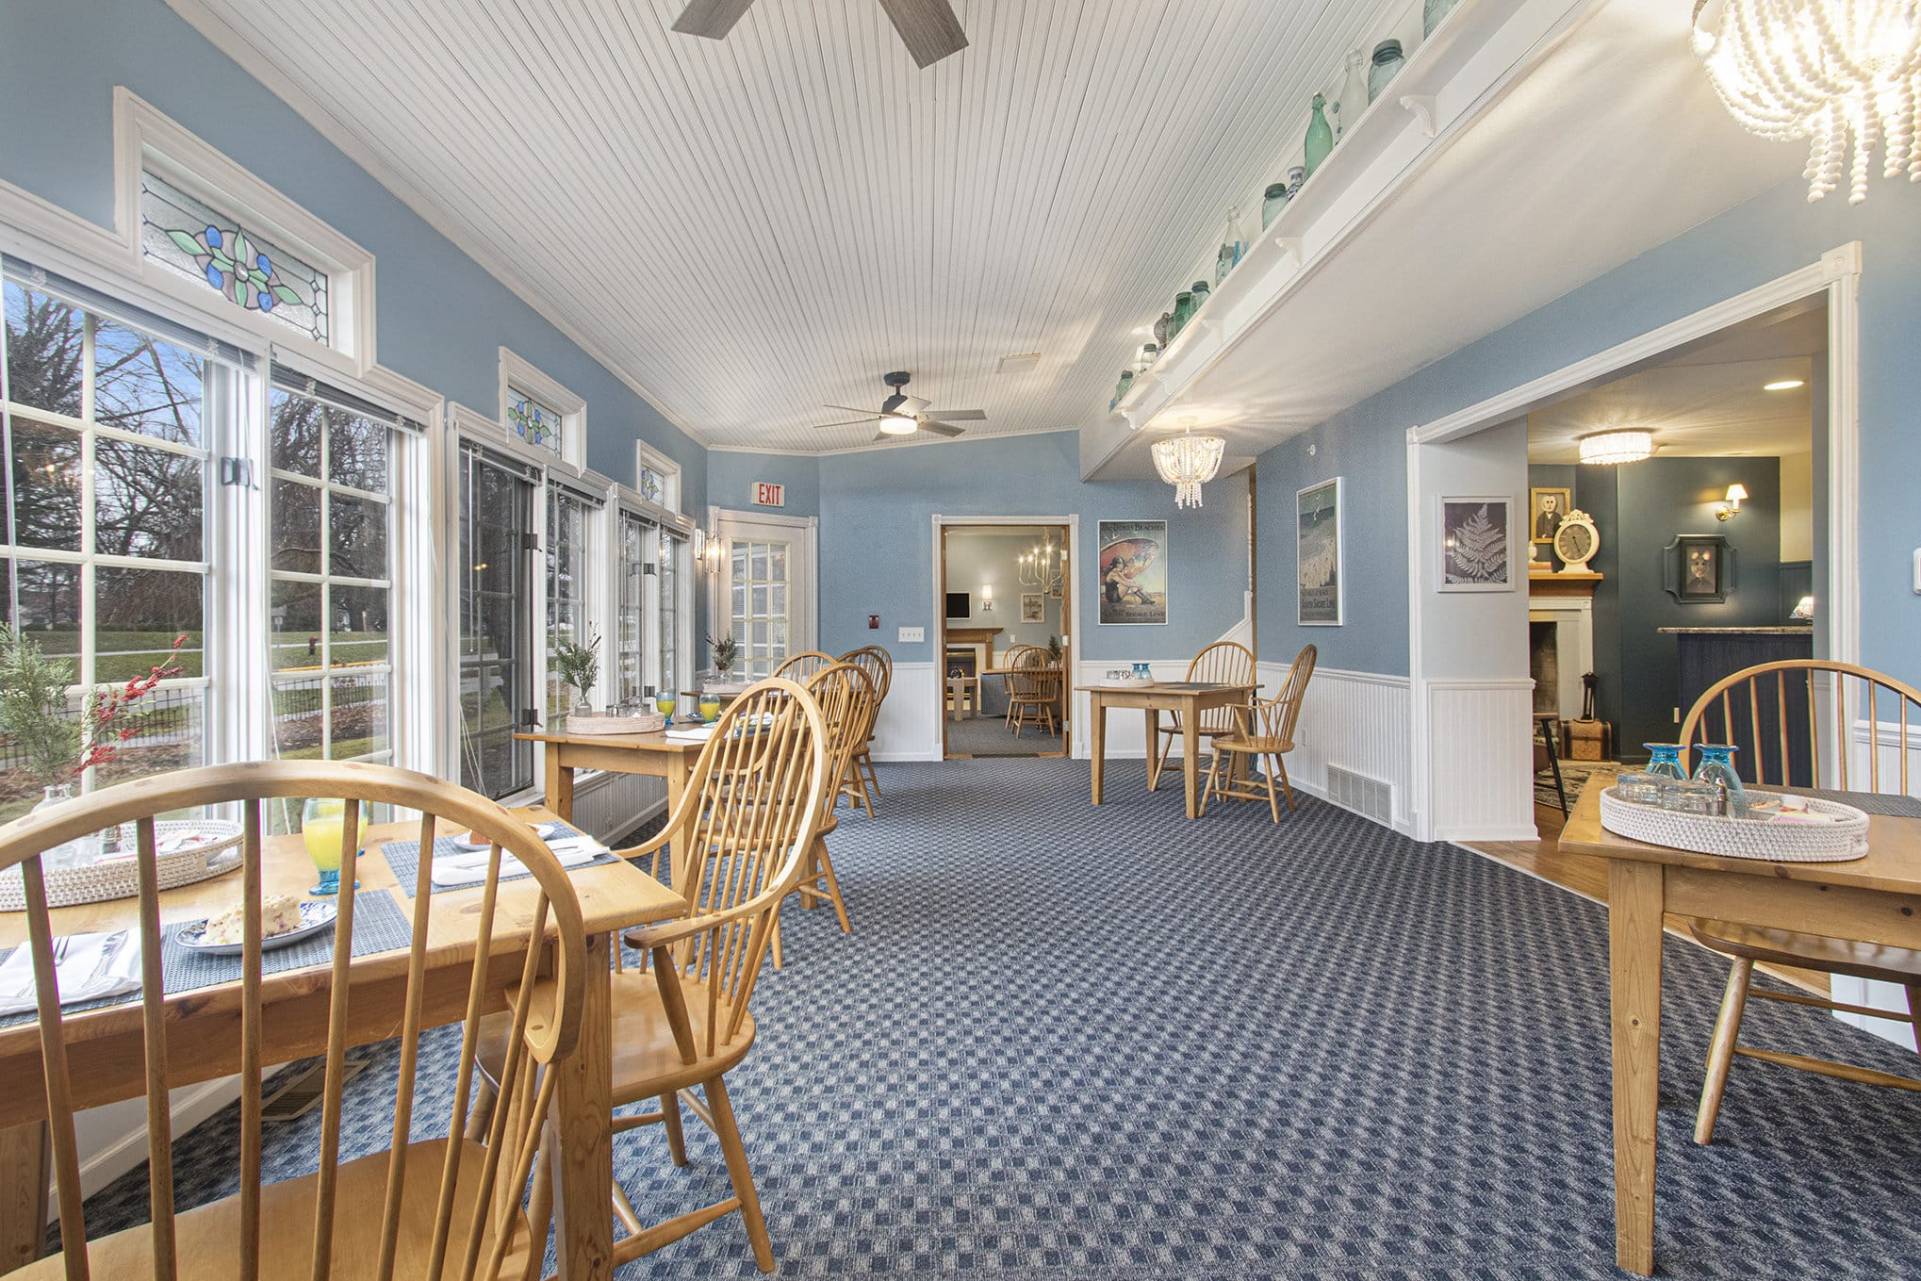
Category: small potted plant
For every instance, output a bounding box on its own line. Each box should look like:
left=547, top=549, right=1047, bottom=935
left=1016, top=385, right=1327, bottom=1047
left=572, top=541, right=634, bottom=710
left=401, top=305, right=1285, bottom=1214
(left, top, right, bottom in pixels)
left=552, top=628, right=602, bottom=718
left=0, top=625, right=187, bottom=865
left=698, top=632, right=745, bottom=702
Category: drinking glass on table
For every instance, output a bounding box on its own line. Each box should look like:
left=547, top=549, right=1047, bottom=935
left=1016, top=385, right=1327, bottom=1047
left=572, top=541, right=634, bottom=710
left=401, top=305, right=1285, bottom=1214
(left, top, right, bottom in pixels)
left=654, top=692, right=677, bottom=724
left=302, top=797, right=369, bottom=895
left=698, top=692, right=721, bottom=722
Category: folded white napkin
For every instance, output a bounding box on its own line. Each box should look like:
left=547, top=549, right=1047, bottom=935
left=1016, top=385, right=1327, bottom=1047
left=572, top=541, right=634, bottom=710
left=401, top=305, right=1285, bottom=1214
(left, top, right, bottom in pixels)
left=429, top=837, right=608, bottom=888
left=665, top=724, right=717, bottom=742
left=0, top=929, right=143, bottom=1018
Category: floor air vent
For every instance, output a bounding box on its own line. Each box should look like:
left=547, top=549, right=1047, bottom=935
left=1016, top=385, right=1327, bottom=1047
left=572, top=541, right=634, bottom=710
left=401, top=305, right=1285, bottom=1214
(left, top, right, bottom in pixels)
left=1326, top=765, right=1393, bottom=826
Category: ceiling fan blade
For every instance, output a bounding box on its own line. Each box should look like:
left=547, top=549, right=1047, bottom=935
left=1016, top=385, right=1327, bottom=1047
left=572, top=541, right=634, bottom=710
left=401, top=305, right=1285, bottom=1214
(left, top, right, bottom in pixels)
left=811, top=417, right=880, bottom=429
left=926, top=408, right=985, bottom=420
left=672, top=0, right=757, bottom=39
left=875, top=0, right=968, bottom=68
left=821, top=403, right=880, bottom=416
left=898, top=395, right=931, bottom=415
left=919, top=420, right=966, bottom=438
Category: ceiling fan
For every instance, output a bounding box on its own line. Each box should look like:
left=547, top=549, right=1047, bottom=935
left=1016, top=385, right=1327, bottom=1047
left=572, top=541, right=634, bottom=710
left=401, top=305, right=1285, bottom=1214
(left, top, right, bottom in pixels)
left=672, top=0, right=968, bottom=69
left=811, top=372, right=986, bottom=441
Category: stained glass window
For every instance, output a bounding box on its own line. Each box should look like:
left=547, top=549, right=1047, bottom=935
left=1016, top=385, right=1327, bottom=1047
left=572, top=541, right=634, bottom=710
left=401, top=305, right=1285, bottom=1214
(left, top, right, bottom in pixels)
left=508, top=389, right=565, bottom=456
left=638, top=464, right=664, bottom=506
left=138, top=171, right=330, bottom=345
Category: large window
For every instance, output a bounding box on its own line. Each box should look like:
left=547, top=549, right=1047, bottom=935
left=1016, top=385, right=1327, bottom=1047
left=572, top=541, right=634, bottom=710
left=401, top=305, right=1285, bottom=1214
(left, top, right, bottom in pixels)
left=659, top=528, right=683, bottom=693
left=267, top=373, right=394, bottom=768
left=546, top=482, right=600, bottom=719
left=2, top=277, right=215, bottom=820
left=616, top=507, right=653, bottom=707
left=458, top=443, right=536, bottom=800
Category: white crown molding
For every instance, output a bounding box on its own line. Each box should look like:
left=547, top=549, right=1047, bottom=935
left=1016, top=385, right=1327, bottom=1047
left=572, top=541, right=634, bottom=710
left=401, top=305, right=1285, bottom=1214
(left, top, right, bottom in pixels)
left=163, top=0, right=712, bottom=450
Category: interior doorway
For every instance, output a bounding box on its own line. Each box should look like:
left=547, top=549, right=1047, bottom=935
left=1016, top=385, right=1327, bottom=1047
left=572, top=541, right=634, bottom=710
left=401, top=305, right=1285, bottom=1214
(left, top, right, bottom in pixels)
left=936, top=518, right=1075, bottom=760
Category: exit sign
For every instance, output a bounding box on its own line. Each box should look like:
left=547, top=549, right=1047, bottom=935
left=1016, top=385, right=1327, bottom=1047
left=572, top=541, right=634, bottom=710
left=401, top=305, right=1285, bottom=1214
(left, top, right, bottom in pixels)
left=751, top=481, right=785, bottom=508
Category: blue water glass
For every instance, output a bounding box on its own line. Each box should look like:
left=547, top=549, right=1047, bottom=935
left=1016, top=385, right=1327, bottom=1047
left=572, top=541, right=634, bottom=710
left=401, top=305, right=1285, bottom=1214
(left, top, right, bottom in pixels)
left=1643, top=743, right=1687, bottom=781
left=1692, top=744, right=1748, bottom=817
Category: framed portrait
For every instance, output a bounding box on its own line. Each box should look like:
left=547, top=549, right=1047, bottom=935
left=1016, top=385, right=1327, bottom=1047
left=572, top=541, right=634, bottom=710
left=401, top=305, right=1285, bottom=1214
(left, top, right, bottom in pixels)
left=1439, top=496, right=1514, bottom=592
left=1096, top=519, right=1167, bottom=625
left=1296, top=478, right=1343, bottom=625
left=1020, top=592, right=1046, bottom=623
left=1529, top=486, right=1572, bottom=546
left=1665, top=534, right=1731, bottom=603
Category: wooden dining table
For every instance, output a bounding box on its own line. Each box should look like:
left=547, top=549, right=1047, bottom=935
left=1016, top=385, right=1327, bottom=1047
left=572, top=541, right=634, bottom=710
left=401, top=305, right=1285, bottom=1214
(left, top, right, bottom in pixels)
left=517, top=725, right=708, bottom=836
left=0, top=805, right=685, bottom=1280
left=1078, top=681, right=1257, bottom=820
left=1559, top=784, right=1921, bottom=1276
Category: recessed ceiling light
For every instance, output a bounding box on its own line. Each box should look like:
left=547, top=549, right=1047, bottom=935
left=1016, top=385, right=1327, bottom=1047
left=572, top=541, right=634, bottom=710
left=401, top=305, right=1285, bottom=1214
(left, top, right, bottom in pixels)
left=995, top=352, right=1041, bottom=374
left=1763, top=378, right=1805, bottom=392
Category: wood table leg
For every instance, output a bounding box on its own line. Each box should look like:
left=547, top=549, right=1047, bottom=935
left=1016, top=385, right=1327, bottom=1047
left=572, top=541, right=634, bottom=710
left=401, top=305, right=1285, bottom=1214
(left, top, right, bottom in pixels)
left=1089, top=696, right=1107, bottom=805
left=664, top=754, right=691, bottom=887
left=1144, top=709, right=1161, bottom=790
left=551, top=932, right=614, bottom=1281
left=544, top=748, right=575, bottom=825
left=0, top=1121, right=48, bottom=1274
left=1608, top=859, right=1665, bottom=1277
left=1182, top=711, right=1201, bottom=820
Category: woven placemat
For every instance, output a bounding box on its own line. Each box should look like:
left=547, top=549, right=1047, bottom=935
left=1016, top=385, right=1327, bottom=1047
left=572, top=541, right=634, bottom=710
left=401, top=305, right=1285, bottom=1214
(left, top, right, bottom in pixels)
left=379, top=824, right=619, bottom=897
left=1753, top=788, right=1921, bottom=819
left=0, top=888, right=411, bottom=1029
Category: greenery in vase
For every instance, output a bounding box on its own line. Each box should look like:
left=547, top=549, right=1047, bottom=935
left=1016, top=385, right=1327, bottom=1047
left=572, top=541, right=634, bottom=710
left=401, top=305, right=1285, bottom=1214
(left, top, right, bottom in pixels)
left=0, top=624, right=188, bottom=789
left=553, top=629, right=602, bottom=709
left=708, top=632, right=740, bottom=676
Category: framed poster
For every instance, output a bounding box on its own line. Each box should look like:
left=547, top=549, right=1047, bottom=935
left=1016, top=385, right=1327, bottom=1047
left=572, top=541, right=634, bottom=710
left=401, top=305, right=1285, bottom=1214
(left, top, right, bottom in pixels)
left=1296, top=478, right=1343, bottom=625
left=1529, top=486, right=1571, bottom=546
left=1020, top=592, right=1046, bottom=623
left=1439, top=496, right=1514, bottom=591
left=1096, top=519, right=1167, bottom=625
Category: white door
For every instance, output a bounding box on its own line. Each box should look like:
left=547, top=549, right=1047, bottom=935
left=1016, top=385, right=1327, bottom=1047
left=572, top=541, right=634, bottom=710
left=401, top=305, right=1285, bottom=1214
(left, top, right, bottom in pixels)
left=710, top=511, right=817, bottom=678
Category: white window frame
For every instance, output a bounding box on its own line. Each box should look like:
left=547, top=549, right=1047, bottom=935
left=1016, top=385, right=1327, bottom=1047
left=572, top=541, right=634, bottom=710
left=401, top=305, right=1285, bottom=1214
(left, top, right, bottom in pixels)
left=632, top=438, right=681, bottom=514
left=498, top=347, right=586, bottom=472
left=112, top=89, right=377, bottom=381
left=609, top=483, right=695, bottom=704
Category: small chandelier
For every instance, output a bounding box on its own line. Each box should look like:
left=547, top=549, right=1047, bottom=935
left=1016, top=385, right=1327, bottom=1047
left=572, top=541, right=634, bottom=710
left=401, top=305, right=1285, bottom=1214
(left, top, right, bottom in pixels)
left=1578, top=428, right=1656, bottom=465
left=1019, top=538, right=1064, bottom=591
left=1151, top=427, right=1226, bottom=508
left=1691, top=0, right=1921, bottom=205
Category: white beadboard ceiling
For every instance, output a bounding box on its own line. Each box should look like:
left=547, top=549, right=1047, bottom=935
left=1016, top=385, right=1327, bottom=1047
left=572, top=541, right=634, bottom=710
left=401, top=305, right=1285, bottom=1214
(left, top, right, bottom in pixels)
left=172, top=0, right=1399, bottom=452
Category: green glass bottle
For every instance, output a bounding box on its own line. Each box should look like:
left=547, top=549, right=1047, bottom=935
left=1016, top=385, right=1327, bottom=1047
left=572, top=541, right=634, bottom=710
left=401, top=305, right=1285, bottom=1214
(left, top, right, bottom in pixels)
left=1169, top=291, right=1195, bottom=338
left=1304, top=93, right=1334, bottom=177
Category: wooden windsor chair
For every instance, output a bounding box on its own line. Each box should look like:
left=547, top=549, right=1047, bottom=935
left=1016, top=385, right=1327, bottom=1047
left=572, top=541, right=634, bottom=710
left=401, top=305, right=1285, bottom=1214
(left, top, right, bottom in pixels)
left=1006, top=646, right=1061, bottom=738
left=837, top=647, right=891, bottom=811
left=1677, top=660, right=1921, bottom=1143
left=771, top=650, right=834, bottom=683
left=1201, top=644, right=1317, bottom=823
left=474, top=677, right=831, bottom=1273
left=0, top=761, right=587, bottom=1281
left=1153, top=640, right=1255, bottom=789
left=998, top=645, right=1036, bottom=727
left=774, top=662, right=874, bottom=957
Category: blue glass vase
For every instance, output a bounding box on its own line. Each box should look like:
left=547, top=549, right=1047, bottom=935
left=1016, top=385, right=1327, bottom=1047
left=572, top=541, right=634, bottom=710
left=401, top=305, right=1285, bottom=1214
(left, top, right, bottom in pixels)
left=1643, top=743, right=1687, bottom=781
left=1692, top=744, right=1748, bottom=817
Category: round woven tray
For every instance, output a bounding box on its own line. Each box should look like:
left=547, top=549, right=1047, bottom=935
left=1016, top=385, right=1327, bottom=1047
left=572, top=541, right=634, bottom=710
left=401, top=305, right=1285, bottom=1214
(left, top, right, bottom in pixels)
left=1598, top=786, right=1868, bottom=862
left=0, top=819, right=245, bottom=910
left=562, top=711, right=667, bottom=736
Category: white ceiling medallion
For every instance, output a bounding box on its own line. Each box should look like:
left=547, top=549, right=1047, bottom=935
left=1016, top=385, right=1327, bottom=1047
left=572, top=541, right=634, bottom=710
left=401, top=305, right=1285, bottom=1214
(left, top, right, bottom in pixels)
left=1691, top=0, right=1921, bottom=205
left=1151, top=427, right=1226, bottom=508
left=1577, top=428, right=1656, bottom=465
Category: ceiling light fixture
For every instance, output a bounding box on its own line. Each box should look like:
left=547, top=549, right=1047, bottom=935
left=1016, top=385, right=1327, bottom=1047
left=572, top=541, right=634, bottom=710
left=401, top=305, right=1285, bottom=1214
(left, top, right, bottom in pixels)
left=878, top=413, right=919, bottom=436
left=1763, top=378, right=1807, bottom=391
left=1578, top=428, right=1655, bottom=466
left=1691, top=0, right=1921, bottom=205
left=1151, top=426, right=1226, bottom=508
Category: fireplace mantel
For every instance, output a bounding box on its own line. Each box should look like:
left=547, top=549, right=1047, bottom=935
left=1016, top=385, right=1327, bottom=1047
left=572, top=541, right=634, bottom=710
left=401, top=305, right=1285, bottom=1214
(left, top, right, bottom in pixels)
left=946, top=626, right=1004, bottom=644
left=1528, top=570, right=1603, bottom=598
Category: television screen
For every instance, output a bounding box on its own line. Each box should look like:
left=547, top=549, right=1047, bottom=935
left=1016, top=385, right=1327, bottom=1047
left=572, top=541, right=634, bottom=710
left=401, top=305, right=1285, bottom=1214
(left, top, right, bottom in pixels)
left=944, top=591, right=971, bottom=620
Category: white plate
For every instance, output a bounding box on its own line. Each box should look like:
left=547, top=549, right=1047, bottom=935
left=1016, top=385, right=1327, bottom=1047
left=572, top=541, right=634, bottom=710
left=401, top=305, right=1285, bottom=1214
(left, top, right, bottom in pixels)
left=451, top=820, right=569, bottom=852
left=176, top=900, right=338, bottom=956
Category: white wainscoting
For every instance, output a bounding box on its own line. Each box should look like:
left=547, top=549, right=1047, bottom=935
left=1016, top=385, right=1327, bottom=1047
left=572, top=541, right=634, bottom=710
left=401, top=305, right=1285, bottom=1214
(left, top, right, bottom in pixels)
left=1070, top=659, right=1200, bottom=760
left=873, top=661, right=943, bottom=762
left=1424, top=677, right=1537, bottom=841
left=1830, top=715, right=1921, bottom=1049
left=1256, top=662, right=1414, bottom=834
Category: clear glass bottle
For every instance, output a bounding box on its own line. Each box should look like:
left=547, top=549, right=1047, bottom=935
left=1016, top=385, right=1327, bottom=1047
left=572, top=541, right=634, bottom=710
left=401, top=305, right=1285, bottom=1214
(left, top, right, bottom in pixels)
left=1169, top=291, right=1195, bottom=338
left=1215, top=208, right=1246, bottom=285
left=1336, top=49, right=1369, bottom=141
left=1642, top=743, right=1688, bottom=781
left=1304, top=94, right=1334, bottom=176
left=1692, top=744, right=1749, bottom=817
left=1261, top=181, right=1289, bottom=229
left=1425, top=0, right=1460, bottom=38
left=1369, top=39, right=1405, bottom=102
left=1135, top=342, right=1159, bottom=372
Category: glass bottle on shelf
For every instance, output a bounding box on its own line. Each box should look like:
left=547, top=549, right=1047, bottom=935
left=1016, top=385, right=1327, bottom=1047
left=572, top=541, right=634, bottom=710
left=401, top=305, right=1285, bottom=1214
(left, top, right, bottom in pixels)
left=1135, top=342, right=1159, bottom=372
left=1336, top=49, right=1369, bottom=141
left=1369, top=40, right=1405, bottom=102
left=1110, top=369, right=1134, bottom=410
left=1153, top=311, right=1171, bottom=348
left=1261, top=181, right=1289, bottom=229
left=1425, top=0, right=1460, bottom=38
left=1642, top=743, right=1688, bottom=780
left=1304, top=94, right=1334, bottom=176
left=1190, top=279, right=1211, bottom=312
left=1285, top=165, right=1306, bottom=198
left=1169, top=291, right=1195, bottom=339
left=1214, top=208, right=1246, bottom=285
left=1692, top=744, right=1749, bottom=817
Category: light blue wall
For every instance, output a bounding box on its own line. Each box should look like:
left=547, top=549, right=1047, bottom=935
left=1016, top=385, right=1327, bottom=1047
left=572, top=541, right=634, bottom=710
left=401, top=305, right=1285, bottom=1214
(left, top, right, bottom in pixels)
left=705, top=451, right=821, bottom=519
left=0, top=0, right=705, bottom=502
left=1256, top=174, right=1921, bottom=683
left=818, top=433, right=1250, bottom=662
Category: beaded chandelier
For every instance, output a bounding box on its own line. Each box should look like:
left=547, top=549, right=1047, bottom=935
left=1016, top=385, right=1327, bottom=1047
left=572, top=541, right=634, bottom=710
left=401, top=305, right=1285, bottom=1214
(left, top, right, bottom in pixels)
left=1151, top=428, right=1226, bottom=509
left=1691, top=0, right=1921, bottom=204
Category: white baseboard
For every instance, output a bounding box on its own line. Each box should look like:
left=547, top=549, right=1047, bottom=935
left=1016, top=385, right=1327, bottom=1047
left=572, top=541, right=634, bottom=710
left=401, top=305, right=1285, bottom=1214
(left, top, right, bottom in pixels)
left=69, top=1076, right=240, bottom=1206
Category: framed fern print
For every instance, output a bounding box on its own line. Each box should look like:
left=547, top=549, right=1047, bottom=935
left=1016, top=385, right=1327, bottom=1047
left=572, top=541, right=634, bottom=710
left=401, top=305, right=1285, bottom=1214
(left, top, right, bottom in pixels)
left=1439, top=496, right=1513, bottom=592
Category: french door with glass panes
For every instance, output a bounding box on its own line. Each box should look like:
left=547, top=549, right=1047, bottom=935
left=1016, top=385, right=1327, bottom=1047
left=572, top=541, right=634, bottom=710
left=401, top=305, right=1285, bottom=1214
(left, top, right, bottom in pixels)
left=710, top=512, right=815, bottom=679
left=457, top=443, right=537, bottom=799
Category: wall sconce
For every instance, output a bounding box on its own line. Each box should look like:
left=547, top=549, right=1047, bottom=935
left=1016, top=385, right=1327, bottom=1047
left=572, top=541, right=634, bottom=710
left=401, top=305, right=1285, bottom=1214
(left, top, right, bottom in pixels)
left=1715, top=483, right=1748, bottom=522
left=695, top=528, right=724, bottom=575
left=980, top=583, right=995, bottom=612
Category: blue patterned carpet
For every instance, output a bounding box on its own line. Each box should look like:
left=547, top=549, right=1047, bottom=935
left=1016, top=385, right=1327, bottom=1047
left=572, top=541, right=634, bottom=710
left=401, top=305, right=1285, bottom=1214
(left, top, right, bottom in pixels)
left=82, top=759, right=1921, bottom=1277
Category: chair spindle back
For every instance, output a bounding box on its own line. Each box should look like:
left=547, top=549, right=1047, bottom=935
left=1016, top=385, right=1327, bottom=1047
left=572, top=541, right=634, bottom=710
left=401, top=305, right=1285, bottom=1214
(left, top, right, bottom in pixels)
left=1679, top=659, right=1921, bottom=795
left=804, top=663, right=881, bottom=818
left=771, top=650, right=834, bottom=683
left=1183, top=641, right=1256, bottom=734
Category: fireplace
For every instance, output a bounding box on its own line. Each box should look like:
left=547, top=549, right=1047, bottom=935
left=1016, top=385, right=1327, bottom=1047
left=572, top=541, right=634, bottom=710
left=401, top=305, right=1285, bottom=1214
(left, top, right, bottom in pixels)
left=1526, top=572, right=1597, bottom=722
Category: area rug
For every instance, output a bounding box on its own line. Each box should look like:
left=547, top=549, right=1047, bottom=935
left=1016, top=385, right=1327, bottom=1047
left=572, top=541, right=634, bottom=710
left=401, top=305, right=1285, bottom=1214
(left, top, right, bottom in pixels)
left=74, top=759, right=1921, bottom=1278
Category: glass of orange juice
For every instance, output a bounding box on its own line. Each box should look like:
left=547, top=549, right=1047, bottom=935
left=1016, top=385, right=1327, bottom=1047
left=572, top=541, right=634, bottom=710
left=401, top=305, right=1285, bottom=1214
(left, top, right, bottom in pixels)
left=698, top=693, right=721, bottom=722
left=303, top=797, right=369, bottom=895
left=654, top=691, right=677, bottom=724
